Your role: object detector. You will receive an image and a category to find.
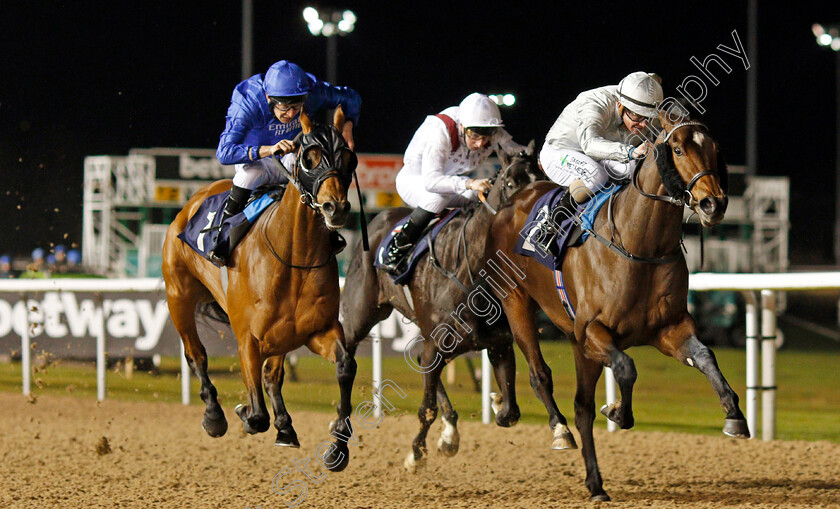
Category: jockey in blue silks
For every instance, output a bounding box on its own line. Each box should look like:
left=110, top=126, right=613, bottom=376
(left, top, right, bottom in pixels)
left=210, top=60, right=361, bottom=264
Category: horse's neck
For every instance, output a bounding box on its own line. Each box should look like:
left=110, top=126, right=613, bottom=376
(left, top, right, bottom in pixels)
left=273, top=185, right=330, bottom=256
left=612, top=163, right=683, bottom=257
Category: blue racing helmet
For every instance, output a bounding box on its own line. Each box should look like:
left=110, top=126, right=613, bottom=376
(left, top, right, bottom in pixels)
left=264, top=60, right=312, bottom=97
left=54, top=244, right=66, bottom=254
left=32, top=248, right=44, bottom=261
left=0, top=255, right=10, bottom=265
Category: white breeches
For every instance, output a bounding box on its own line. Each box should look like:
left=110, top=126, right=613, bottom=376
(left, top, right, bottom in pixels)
left=395, top=171, right=477, bottom=213
left=231, top=153, right=294, bottom=190
left=539, top=146, right=636, bottom=193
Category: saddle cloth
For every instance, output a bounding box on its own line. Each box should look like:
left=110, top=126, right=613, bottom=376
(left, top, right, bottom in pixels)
left=514, top=184, right=624, bottom=271
left=177, top=185, right=287, bottom=267
left=373, top=209, right=461, bottom=285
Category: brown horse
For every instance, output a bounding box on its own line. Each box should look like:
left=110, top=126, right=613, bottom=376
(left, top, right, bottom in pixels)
left=340, top=143, right=577, bottom=472
left=487, top=110, right=748, bottom=501
left=161, top=108, right=358, bottom=471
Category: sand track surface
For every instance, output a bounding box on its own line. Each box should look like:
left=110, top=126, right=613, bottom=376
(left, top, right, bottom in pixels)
left=1, top=393, right=838, bottom=508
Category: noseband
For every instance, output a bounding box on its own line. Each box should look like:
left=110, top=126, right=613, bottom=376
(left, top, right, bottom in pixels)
left=632, top=121, right=716, bottom=208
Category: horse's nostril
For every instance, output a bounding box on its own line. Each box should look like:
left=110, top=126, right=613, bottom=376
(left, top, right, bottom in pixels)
left=700, top=197, right=716, bottom=214
left=323, top=201, right=335, bottom=214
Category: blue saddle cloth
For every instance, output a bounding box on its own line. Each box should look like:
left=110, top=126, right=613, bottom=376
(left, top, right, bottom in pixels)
left=177, top=186, right=286, bottom=267
left=514, top=185, right=624, bottom=271
left=373, top=209, right=461, bottom=285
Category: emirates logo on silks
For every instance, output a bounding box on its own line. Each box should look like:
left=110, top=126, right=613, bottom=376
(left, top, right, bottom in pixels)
left=269, top=118, right=302, bottom=135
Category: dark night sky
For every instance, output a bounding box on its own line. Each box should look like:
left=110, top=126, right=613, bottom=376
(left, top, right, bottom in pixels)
left=1, top=1, right=837, bottom=264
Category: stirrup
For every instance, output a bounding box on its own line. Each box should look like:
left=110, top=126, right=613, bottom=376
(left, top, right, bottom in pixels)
left=207, top=251, right=227, bottom=266
left=534, top=229, right=557, bottom=255
left=380, top=243, right=413, bottom=275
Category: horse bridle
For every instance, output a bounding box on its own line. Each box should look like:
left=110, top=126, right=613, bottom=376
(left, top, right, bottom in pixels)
left=428, top=151, right=535, bottom=290
left=289, top=127, right=357, bottom=211
left=631, top=120, right=716, bottom=208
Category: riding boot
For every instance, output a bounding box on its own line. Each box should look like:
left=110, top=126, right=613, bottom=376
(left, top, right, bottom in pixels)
left=535, top=190, right=579, bottom=255
left=208, top=185, right=252, bottom=265
left=379, top=207, right=436, bottom=275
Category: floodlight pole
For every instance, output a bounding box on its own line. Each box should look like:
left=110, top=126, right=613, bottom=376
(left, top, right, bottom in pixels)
left=327, top=33, right=337, bottom=84
left=241, top=0, right=253, bottom=79
left=835, top=51, right=840, bottom=264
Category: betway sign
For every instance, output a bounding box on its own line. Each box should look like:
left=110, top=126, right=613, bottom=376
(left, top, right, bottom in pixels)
left=129, top=148, right=404, bottom=190
left=0, top=292, right=234, bottom=358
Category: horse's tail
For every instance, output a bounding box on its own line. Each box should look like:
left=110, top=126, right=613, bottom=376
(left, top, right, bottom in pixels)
left=196, top=301, right=230, bottom=325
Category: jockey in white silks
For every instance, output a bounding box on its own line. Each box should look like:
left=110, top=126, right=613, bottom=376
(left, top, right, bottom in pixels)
left=539, top=71, right=664, bottom=215
left=379, top=93, right=526, bottom=275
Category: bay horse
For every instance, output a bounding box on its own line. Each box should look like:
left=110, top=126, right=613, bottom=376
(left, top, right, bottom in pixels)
left=487, top=110, right=748, bottom=501
left=161, top=107, right=358, bottom=472
left=340, top=142, right=577, bottom=472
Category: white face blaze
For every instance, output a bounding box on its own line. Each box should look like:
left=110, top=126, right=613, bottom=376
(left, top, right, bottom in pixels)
left=693, top=131, right=706, bottom=147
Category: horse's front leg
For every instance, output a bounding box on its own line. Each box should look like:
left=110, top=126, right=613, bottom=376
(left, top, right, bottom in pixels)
left=502, top=295, right=576, bottom=450
left=263, top=355, right=299, bottom=447
left=307, top=323, right=356, bottom=472
left=487, top=341, right=520, bottom=428
left=654, top=316, right=750, bottom=438
left=234, top=333, right=271, bottom=434
left=572, top=345, right=611, bottom=502
left=583, top=321, right=637, bottom=430
left=405, top=346, right=445, bottom=472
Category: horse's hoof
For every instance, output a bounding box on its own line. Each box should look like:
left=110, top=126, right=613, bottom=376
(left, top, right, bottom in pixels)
left=590, top=493, right=611, bottom=502
left=600, top=402, right=633, bottom=429
left=322, top=442, right=350, bottom=472
left=490, top=392, right=503, bottom=414
left=436, top=416, right=460, bottom=457
left=404, top=451, right=426, bottom=473
left=235, top=404, right=269, bottom=435
left=551, top=423, right=578, bottom=450
left=437, top=438, right=459, bottom=457
left=201, top=414, right=228, bottom=438
left=274, top=428, right=301, bottom=448
left=723, top=418, right=750, bottom=439
left=495, top=406, right=520, bottom=428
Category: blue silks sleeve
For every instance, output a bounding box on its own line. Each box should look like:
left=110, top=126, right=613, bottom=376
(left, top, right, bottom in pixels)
left=305, top=77, right=362, bottom=126
left=216, top=76, right=268, bottom=166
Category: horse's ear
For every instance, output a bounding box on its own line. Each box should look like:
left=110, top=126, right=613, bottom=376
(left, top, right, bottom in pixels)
left=300, top=108, right=313, bottom=134
left=526, top=139, right=536, bottom=156
left=499, top=149, right=511, bottom=168
left=333, top=105, right=345, bottom=132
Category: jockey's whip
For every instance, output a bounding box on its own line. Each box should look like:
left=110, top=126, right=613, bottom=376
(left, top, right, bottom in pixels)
left=353, top=171, right=370, bottom=251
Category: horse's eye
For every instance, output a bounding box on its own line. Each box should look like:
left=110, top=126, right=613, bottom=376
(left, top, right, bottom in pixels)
left=506, top=181, right=514, bottom=189
left=673, top=146, right=683, bottom=156
left=302, top=147, right=321, bottom=171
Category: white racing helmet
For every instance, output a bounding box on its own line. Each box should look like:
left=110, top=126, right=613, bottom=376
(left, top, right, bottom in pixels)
left=459, top=93, right=504, bottom=128
left=616, top=72, right=663, bottom=118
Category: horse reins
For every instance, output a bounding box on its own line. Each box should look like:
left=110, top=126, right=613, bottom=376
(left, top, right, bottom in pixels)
left=581, top=120, right=716, bottom=265
left=427, top=156, right=522, bottom=292
left=631, top=121, right=714, bottom=208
